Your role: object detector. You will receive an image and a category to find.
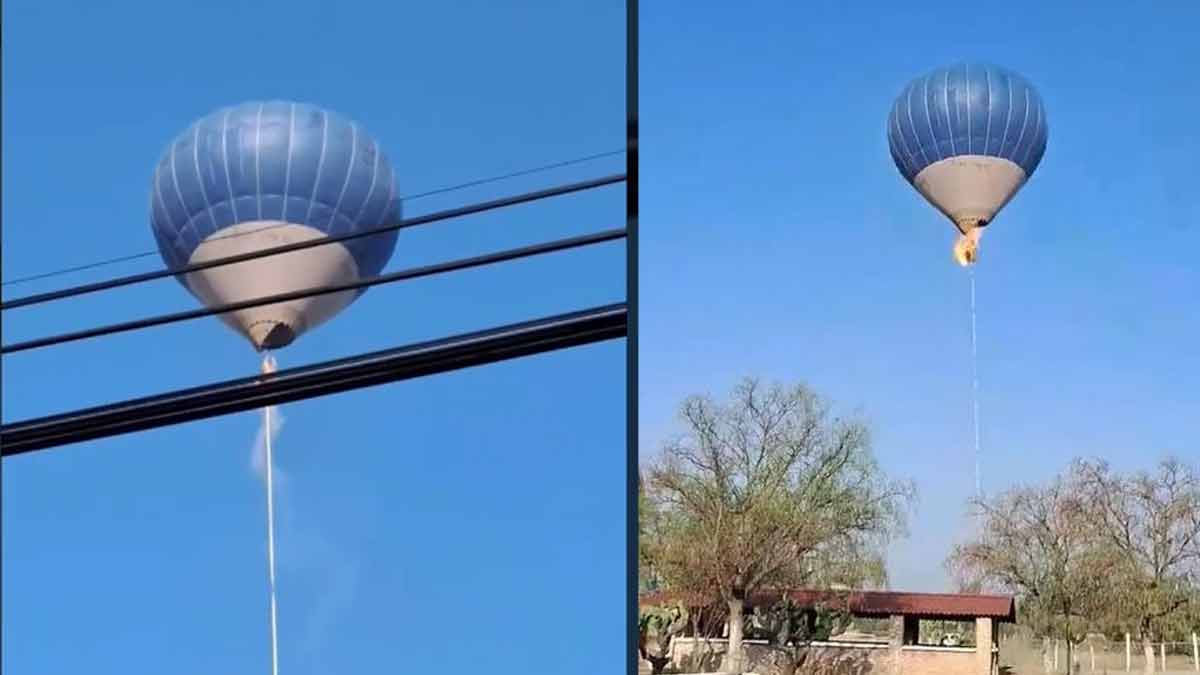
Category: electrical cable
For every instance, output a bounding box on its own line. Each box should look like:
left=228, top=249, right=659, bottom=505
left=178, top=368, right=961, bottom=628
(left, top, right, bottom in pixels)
left=1, top=227, right=625, bottom=355
left=0, top=303, right=627, bottom=455
left=1, top=174, right=625, bottom=311
left=0, top=151, right=624, bottom=289
left=401, top=149, right=623, bottom=200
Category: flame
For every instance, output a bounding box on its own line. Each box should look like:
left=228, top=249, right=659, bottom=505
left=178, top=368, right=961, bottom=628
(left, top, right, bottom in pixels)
left=953, top=237, right=976, bottom=266
left=953, top=228, right=983, bottom=267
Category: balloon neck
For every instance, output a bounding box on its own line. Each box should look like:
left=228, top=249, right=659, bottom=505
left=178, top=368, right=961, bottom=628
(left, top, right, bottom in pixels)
left=957, top=217, right=989, bottom=233
left=248, top=320, right=298, bottom=351
left=953, top=224, right=985, bottom=267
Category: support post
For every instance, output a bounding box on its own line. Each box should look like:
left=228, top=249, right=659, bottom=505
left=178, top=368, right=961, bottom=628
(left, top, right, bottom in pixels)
left=975, top=617, right=994, bottom=675
left=889, top=615, right=904, bottom=675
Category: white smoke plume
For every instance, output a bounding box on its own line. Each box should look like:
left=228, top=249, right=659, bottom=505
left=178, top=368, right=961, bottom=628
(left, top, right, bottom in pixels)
left=248, top=401, right=360, bottom=670
left=251, top=405, right=286, bottom=485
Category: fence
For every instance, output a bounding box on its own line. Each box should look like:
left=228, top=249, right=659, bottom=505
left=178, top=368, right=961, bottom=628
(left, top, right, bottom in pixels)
left=998, top=633, right=1200, bottom=674
left=642, top=635, right=985, bottom=675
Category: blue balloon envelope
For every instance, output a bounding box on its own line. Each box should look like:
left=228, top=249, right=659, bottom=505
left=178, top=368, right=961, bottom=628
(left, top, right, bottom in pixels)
left=887, top=64, right=1048, bottom=265
left=150, top=101, right=400, bottom=349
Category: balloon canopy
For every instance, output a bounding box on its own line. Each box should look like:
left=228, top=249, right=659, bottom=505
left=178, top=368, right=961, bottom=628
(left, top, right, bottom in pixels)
left=887, top=63, right=1048, bottom=265
left=150, top=101, right=401, bottom=350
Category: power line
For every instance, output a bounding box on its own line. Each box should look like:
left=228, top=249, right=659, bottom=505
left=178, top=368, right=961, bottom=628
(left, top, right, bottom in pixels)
left=0, top=303, right=627, bottom=455
left=0, top=150, right=625, bottom=288
left=401, top=150, right=623, bottom=200
left=1, top=174, right=625, bottom=312
left=2, top=227, right=624, bottom=355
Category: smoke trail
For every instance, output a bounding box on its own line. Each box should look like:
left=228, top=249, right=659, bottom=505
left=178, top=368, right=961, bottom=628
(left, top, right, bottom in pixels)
left=969, top=268, right=981, bottom=502
left=294, top=532, right=361, bottom=666
left=249, top=398, right=360, bottom=672
left=251, top=405, right=286, bottom=483
left=252, top=353, right=284, bottom=675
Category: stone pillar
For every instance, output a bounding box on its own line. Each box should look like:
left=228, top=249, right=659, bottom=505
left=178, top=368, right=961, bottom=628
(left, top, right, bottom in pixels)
left=888, top=615, right=905, bottom=675
left=976, top=617, right=995, bottom=675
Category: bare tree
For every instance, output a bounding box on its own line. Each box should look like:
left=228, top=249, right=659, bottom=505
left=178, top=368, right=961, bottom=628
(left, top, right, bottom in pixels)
left=947, top=466, right=1113, bottom=674
left=644, top=378, right=914, bottom=673
left=1074, top=458, right=1200, bottom=674
left=680, top=600, right=729, bottom=674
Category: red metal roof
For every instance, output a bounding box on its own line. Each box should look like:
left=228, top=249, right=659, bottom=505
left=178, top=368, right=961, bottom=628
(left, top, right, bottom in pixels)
left=640, top=589, right=1016, bottom=622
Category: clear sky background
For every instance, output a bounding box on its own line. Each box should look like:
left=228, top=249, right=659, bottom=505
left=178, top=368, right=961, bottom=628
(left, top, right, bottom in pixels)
left=641, top=0, right=1199, bottom=592
left=2, top=1, right=624, bottom=673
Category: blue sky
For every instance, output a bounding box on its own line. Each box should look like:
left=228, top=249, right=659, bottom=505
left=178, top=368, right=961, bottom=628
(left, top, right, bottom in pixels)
left=1, top=1, right=624, bottom=673
left=641, top=0, right=1200, bottom=591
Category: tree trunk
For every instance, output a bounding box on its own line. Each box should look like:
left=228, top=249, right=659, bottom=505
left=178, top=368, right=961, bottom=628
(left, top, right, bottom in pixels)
left=638, top=631, right=671, bottom=674
left=1143, top=636, right=1155, bottom=674
left=699, top=630, right=716, bottom=672
left=720, top=597, right=746, bottom=673
left=1066, top=617, right=1073, bottom=674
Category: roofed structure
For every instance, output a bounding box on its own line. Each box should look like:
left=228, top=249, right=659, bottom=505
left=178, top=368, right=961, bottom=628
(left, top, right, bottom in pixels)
left=639, top=588, right=1016, bottom=622
left=639, top=588, right=1016, bottom=675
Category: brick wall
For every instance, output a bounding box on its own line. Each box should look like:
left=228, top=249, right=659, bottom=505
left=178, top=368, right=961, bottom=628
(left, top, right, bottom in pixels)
left=897, top=645, right=978, bottom=675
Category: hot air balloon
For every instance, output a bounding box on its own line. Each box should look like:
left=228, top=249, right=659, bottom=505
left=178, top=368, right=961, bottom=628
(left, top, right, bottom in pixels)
left=150, top=101, right=400, bottom=350
left=888, top=63, right=1048, bottom=265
